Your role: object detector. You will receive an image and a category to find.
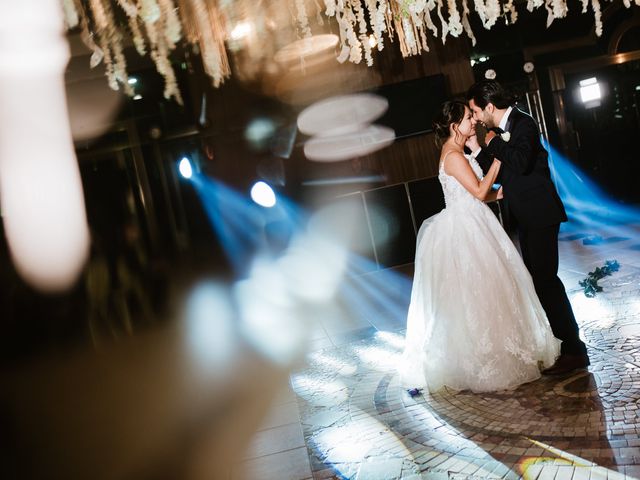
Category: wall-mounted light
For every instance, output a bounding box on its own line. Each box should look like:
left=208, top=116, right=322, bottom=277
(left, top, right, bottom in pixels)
left=250, top=181, right=276, bottom=208
left=579, top=77, right=601, bottom=104
left=179, top=157, right=193, bottom=179
left=485, top=69, right=496, bottom=80
left=471, top=57, right=489, bottom=67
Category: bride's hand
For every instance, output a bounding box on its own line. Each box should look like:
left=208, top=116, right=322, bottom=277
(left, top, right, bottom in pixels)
left=497, top=186, right=504, bottom=200
left=465, top=134, right=480, bottom=152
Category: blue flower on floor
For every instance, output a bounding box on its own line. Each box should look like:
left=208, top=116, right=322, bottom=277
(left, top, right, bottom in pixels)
left=579, top=259, right=620, bottom=297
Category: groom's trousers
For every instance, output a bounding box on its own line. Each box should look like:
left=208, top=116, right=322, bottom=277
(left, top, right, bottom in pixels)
left=518, top=224, right=588, bottom=356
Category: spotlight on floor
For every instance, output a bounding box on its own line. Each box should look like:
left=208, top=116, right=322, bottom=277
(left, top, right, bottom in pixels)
left=178, top=157, right=193, bottom=179
left=250, top=181, right=276, bottom=208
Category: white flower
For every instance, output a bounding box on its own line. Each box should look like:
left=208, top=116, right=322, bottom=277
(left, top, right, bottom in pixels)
left=500, top=131, right=511, bottom=142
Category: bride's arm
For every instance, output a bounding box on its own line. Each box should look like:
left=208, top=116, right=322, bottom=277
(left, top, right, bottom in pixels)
left=444, top=153, right=501, bottom=201
left=484, top=186, right=503, bottom=203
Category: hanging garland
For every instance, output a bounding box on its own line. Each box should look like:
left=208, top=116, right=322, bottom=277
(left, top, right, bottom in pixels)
left=579, top=259, right=620, bottom=298
left=63, top=0, right=231, bottom=104
left=62, top=0, right=640, bottom=101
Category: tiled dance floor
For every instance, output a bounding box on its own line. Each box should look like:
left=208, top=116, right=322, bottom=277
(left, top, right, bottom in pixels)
left=282, top=222, right=640, bottom=479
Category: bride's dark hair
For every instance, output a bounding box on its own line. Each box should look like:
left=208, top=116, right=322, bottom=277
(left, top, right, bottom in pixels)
left=432, top=100, right=468, bottom=148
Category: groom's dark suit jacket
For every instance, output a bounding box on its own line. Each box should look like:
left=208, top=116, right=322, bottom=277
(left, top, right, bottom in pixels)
left=475, top=107, right=567, bottom=230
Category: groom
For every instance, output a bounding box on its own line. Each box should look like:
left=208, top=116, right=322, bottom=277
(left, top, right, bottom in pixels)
left=465, top=80, right=589, bottom=375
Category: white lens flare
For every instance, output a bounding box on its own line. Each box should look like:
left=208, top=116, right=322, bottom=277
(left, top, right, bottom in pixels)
left=179, top=157, right=193, bottom=179
left=250, top=181, right=276, bottom=208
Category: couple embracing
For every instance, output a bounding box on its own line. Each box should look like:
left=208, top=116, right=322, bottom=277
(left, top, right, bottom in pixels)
left=400, top=80, right=589, bottom=393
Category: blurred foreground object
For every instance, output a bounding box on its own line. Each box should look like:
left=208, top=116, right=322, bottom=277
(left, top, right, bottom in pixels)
left=0, top=0, right=89, bottom=292
left=0, top=280, right=296, bottom=480
left=297, top=93, right=395, bottom=162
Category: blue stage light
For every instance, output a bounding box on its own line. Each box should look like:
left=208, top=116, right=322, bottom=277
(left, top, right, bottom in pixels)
left=545, top=142, right=640, bottom=228
left=178, top=157, right=193, bottom=179
left=250, top=181, right=276, bottom=208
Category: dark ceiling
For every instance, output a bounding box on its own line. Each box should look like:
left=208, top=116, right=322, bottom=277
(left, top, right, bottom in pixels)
left=469, top=0, right=639, bottom=57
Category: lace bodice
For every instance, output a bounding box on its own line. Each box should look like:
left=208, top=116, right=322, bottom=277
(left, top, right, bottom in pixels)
left=438, top=153, right=484, bottom=207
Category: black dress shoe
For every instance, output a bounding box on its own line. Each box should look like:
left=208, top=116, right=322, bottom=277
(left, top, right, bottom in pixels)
left=542, top=354, right=590, bottom=376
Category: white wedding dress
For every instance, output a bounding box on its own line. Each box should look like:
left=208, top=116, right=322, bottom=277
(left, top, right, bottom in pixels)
left=399, top=154, right=560, bottom=393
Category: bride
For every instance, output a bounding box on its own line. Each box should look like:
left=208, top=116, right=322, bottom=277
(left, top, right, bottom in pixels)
left=399, top=100, right=560, bottom=393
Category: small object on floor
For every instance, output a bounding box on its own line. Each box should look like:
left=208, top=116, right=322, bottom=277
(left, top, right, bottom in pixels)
left=407, top=387, right=422, bottom=397
left=579, top=259, right=620, bottom=297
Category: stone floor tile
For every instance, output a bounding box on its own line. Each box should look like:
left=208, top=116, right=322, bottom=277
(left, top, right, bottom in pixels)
left=624, top=465, right=640, bottom=478
left=258, top=400, right=302, bottom=431
left=420, top=472, right=448, bottom=480
left=355, top=457, right=404, bottom=480
left=536, top=465, right=559, bottom=480
left=244, top=422, right=306, bottom=459
left=570, top=466, right=591, bottom=480
left=555, top=465, right=576, bottom=480
left=234, top=447, right=312, bottom=480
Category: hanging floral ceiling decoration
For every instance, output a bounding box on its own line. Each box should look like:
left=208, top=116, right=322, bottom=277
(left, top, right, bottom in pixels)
left=62, top=0, right=640, bottom=103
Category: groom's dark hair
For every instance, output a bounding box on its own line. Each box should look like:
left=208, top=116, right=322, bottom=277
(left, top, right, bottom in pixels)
left=466, top=80, right=517, bottom=109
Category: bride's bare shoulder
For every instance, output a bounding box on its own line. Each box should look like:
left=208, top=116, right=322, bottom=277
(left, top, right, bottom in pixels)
left=441, top=150, right=468, bottom=174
